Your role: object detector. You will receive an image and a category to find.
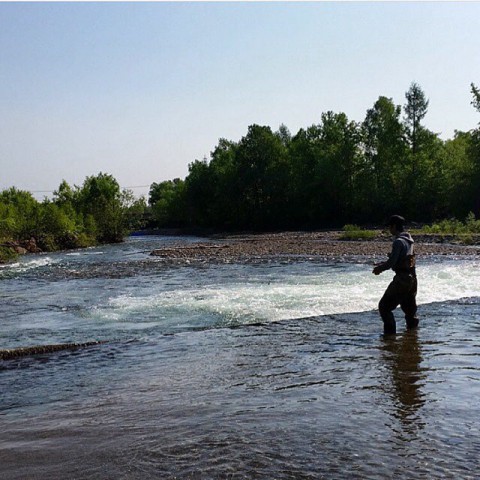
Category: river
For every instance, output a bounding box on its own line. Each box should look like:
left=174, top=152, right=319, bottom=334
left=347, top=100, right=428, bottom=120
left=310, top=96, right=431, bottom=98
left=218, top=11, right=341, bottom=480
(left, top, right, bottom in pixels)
left=1, top=236, right=479, bottom=479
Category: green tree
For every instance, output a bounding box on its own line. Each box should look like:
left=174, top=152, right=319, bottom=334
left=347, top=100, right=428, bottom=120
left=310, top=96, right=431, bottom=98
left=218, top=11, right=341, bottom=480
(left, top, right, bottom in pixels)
left=234, top=124, right=289, bottom=229
left=206, top=138, right=239, bottom=229
left=0, top=188, right=40, bottom=240
left=402, top=83, right=447, bottom=220
left=288, top=126, right=323, bottom=227
left=468, top=84, right=480, bottom=215
left=0, top=201, right=17, bottom=239
left=150, top=179, right=187, bottom=227
left=275, top=123, right=292, bottom=147
left=316, top=112, right=363, bottom=224
left=362, top=96, right=408, bottom=218
left=185, top=159, right=215, bottom=227
left=53, top=180, right=77, bottom=206
left=37, top=201, right=78, bottom=250
left=78, top=173, right=125, bottom=243
left=439, top=131, right=474, bottom=218
left=52, top=180, right=84, bottom=237
left=121, top=191, right=147, bottom=231
left=410, top=130, right=445, bottom=220
left=404, top=82, right=429, bottom=157
left=471, top=83, right=480, bottom=114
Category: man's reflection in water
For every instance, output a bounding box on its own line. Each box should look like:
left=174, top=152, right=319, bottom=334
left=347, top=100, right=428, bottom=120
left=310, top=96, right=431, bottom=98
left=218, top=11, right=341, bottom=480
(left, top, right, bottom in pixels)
left=381, top=330, right=426, bottom=437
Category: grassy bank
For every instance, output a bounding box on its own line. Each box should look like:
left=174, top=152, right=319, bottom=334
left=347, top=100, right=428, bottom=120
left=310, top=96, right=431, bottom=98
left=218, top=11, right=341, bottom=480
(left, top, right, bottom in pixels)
left=339, top=213, right=480, bottom=245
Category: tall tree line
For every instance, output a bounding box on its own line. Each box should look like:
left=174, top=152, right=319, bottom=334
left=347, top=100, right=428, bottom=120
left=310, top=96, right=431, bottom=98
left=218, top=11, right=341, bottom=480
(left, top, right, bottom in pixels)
left=149, top=83, right=480, bottom=230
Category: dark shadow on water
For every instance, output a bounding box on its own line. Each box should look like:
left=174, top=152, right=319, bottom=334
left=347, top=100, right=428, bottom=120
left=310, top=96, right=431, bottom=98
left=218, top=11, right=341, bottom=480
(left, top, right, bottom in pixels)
left=380, top=329, right=426, bottom=436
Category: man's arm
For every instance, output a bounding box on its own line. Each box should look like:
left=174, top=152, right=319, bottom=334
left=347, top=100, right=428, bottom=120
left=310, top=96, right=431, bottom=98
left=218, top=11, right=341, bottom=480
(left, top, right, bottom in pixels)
left=372, top=239, right=403, bottom=275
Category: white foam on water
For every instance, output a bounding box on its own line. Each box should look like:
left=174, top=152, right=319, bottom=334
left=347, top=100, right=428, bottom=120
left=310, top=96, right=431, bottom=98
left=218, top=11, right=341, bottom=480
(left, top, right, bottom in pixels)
left=0, top=256, right=57, bottom=273
left=100, top=260, right=480, bottom=325
left=66, top=251, right=104, bottom=256
left=0, top=262, right=21, bottom=269
left=418, top=261, right=480, bottom=304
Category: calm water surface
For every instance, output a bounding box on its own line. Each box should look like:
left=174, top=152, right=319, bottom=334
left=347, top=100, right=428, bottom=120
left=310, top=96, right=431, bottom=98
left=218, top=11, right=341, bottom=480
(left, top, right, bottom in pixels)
left=1, top=236, right=479, bottom=479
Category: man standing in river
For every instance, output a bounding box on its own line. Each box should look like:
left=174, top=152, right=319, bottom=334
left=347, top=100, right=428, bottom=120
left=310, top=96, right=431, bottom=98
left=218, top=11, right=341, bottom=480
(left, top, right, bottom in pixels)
left=373, top=215, right=419, bottom=335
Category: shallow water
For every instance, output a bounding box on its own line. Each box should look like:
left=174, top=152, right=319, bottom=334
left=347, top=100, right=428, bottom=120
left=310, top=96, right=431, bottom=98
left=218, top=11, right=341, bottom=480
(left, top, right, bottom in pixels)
left=1, top=236, right=480, bottom=479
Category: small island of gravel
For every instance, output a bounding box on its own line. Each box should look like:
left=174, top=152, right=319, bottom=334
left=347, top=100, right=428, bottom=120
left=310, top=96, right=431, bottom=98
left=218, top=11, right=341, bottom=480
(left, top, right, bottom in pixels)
left=150, top=231, right=480, bottom=264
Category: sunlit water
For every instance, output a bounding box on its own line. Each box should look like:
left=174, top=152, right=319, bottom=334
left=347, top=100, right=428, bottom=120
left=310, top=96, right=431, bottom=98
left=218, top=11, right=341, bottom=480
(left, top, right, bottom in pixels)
left=1, top=236, right=480, bottom=479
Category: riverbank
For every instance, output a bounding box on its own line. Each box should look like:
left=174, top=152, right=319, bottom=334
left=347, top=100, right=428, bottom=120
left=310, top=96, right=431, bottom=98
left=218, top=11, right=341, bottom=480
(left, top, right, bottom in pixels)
left=150, top=230, right=480, bottom=262
left=3, top=230, right=479, bottom=265
left=0, top=238, right=42, bottom=264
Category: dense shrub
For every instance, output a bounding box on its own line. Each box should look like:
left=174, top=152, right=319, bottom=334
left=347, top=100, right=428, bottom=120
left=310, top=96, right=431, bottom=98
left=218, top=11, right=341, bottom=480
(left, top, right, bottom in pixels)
left=0, top=173, right=146, bottom=260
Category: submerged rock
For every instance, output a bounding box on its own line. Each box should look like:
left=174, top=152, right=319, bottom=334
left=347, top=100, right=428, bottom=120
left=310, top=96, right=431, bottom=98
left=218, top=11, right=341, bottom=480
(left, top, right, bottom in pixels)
left=0, top=341, right=106, bottom=361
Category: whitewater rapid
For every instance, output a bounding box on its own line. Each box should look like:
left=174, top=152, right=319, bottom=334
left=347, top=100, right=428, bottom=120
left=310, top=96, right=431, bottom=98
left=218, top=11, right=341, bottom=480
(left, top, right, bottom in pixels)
left=95, top=259, right=480, bottom=327
left=1, top=237, right=479, bottom=340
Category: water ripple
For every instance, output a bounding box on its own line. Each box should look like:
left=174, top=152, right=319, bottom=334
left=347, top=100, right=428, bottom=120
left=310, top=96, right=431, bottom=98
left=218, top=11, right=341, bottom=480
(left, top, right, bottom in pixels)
left=1, top=237, right=480, bottom=479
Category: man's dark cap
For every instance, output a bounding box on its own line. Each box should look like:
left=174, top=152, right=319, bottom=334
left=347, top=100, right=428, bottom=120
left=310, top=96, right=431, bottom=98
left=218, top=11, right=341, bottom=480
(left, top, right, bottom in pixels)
left=387, top=215, right=405, bottom=228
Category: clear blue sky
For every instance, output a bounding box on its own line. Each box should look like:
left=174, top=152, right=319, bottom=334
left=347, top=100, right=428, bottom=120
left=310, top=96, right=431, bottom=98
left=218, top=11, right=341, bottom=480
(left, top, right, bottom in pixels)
left=1, top=2, right=480, bottom=199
